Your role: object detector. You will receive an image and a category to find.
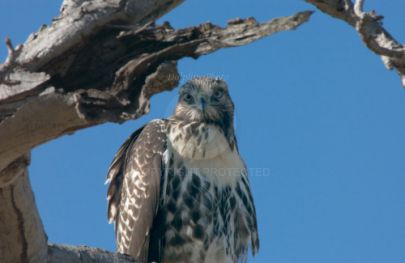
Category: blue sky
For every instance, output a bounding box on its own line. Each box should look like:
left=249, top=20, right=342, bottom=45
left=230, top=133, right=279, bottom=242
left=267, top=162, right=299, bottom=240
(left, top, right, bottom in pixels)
left=1, top=1, right=405, bottom=262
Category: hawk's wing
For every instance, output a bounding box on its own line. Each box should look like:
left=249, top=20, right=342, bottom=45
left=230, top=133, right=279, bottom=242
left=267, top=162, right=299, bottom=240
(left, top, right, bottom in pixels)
left=107, top=119, right=167, bottom=262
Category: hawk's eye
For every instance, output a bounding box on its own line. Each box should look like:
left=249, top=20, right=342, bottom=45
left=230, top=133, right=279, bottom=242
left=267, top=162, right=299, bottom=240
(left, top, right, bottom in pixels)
left=213, top=89, right=224, bottom=99
left=183, top=93, right=194, bottom=104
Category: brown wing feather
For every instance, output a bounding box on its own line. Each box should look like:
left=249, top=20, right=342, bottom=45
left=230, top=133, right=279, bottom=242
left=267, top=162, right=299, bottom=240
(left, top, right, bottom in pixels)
left=106, top=119, right=167, bottom=262
left=107, top=126, right=145, bottom=224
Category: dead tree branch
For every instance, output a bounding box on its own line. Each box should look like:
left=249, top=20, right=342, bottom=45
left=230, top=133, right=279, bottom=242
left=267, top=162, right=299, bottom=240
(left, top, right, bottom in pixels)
left=0, top=9, right=312, bottom=175
left=0, top=155, right=48, bottom=263
left=306, top=0, right=405, bottom=87
left=47, top=244, right=136, bottom=263
left=0, top=0, right=312, bottom=262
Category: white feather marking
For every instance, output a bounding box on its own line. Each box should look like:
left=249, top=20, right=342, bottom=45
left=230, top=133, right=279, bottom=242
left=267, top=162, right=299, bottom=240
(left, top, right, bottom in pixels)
left=168, top=123, right=229, bottom=160
left=169, top=125, right=245, bottom=185
left=186, top=226, right=193, bottom=236
left=104, top=178, right=111, bottom=185
left=162, top=148, right=171, bottom=205
left=134, top=179, right=146, bottom=192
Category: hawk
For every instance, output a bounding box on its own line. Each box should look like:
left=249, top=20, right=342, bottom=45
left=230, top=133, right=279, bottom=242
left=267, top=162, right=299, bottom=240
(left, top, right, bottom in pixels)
left=106, top=77, right=259, bottom=263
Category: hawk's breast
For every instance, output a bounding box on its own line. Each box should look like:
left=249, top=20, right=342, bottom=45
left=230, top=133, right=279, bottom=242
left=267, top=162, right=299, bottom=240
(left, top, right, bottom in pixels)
left=158, top=121, right=255, bottom=263
left=167, top=121, right=230, bottom=160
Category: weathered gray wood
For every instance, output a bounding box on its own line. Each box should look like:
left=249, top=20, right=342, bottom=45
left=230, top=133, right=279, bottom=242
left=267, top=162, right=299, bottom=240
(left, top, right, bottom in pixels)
left=0, top=10, right=312, bottom=174
left=307, top=0, right=405, bottom=87
left=0, top=156, right=48, bottom=263
left=0, top=91, right=91, bottom=177
left=0, top=70, right=49, bottom=102
left=17, top=0, right=185, bottom=69
left=48, top=244, right=136, bottom=263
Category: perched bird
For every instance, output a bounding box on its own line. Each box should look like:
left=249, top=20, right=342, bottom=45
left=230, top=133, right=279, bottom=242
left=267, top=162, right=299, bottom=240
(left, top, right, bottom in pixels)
left=106, top=77, right=259, bottom=263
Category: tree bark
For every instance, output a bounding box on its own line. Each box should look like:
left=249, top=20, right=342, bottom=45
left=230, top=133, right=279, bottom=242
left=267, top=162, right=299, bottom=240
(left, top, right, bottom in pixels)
left=47, top=244, right=136, bottom=263
left=0, top=0, right=312, bottom=262
left=0, top=154, right=48, bottom=263
left=0, top=9, right=312, bottom=173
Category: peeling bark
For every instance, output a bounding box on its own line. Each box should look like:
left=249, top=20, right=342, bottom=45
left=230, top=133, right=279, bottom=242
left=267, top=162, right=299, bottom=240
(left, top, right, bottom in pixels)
left=307, top=0, right=405, bottom=87
left=0, top=0, right=312, bottom=262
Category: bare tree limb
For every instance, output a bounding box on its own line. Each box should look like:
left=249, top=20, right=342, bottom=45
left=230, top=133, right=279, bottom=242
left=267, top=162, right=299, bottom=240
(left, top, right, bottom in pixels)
left=306, top=0, right=405, bottom=87
left=0, top=10, right=312, bottom=173
left=0, top=157, right=48, bottom=263
left=48, top=244, right=136, bottom=263
left=16, top=0, right=185, bottom=70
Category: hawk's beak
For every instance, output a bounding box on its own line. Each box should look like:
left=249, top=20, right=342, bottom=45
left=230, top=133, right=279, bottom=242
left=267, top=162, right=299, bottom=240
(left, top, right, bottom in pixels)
left=199, top=97, right=207, bottom=111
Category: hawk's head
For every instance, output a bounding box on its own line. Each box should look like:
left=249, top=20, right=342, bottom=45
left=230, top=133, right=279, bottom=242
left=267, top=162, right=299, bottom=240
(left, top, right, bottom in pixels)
left=174, top=77, right=234, bottom=127
left=171, top=77, right=237, bottom=156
